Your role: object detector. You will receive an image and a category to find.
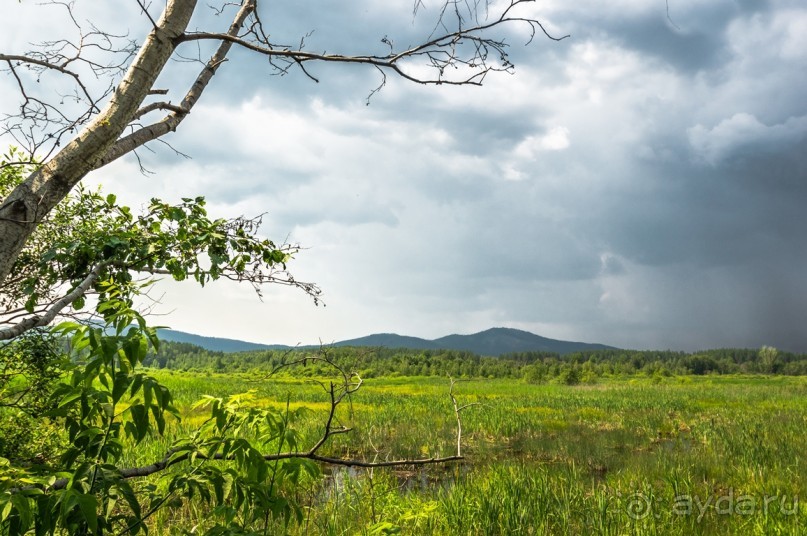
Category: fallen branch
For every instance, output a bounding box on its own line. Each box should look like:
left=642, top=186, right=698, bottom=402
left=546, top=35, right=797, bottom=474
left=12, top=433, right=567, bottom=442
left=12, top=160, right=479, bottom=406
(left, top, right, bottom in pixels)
left=42, top=365, right=473, bottom=492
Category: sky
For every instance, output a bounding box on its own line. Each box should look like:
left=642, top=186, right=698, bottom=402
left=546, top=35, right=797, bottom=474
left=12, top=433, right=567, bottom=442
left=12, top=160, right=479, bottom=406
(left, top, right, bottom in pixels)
left=2, top=0, right=806, bottom=352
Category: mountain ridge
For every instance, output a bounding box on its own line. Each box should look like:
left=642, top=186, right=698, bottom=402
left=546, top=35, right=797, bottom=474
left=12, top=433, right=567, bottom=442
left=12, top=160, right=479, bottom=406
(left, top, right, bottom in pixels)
left=157, top=327, right=615, bottom=356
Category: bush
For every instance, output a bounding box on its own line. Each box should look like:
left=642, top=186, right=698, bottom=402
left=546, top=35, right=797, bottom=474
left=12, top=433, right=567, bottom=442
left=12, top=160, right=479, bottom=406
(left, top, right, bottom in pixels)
left=560, top=367, right=581, bottom=386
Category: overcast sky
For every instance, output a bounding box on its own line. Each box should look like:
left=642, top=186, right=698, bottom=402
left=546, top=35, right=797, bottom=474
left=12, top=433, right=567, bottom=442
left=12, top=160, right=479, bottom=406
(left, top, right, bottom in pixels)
left=2, top=0, right=806, bottom=352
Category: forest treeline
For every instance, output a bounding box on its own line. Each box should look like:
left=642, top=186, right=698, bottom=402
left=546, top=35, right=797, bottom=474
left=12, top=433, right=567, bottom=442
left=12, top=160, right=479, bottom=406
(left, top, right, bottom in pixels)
left=144, top=342, right=807, bottom=382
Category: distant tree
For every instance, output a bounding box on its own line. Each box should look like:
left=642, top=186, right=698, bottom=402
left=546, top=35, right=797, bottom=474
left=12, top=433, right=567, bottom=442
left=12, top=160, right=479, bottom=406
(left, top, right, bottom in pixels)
left=685, top=354, right=718, bottom=375
left=758, top=345, right=779, bottom=374
left=559, top=365, right=581, bottom=385
left=523, top=362, right=547, bottom=384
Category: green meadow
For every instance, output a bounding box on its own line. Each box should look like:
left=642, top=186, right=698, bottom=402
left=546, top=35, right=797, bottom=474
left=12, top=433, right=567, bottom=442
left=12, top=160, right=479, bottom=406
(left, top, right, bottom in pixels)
left=126, top=371, right=806, bottom=535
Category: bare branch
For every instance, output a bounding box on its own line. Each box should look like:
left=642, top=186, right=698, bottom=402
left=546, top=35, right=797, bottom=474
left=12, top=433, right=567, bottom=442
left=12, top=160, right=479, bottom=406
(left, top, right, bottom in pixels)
left=449, top=376, right=481, bottom=457
left=132, top=101, right=189, bottom=121
left=666, top=0, right=681, bottom=31
left=172, top=0, right=567, bottom=91
left=94, top=0, right=255, bottom=168
left=2, top=0, right=566, bottom=303
left=136, top=0, right=160, bottom=29
left=0, top=54, right=96, bottom=108
left=0, top=0, right=135, bottom=158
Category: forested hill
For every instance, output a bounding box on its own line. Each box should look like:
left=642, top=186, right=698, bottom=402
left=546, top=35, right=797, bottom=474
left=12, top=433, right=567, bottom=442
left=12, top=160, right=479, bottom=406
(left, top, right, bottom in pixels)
left=156, top=329, right=283, bottom=353
left=157, top=327, right=615, bottom=356
left=433, top=328, right=614, bottom=356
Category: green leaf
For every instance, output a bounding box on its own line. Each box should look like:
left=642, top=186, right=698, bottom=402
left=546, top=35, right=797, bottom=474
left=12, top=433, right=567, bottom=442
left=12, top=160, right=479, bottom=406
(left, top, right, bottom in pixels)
left=0, top=498, right=11, bottom=522
left=130, top=373, right=144, bottom=397
left=112, top=371, right=130, bottom=403
left=58, top=390, right=83, bottom=409
left=150, top=404, right=166, bottom=435
left=115, top=479, right=142, bottom=520
left=169, top=207, right=185, bottom=221
left=76, top=493, right=98, bottom=532
left=129, top=404, right=149, bottom=441
left=369, top=521, right=402, bottom=535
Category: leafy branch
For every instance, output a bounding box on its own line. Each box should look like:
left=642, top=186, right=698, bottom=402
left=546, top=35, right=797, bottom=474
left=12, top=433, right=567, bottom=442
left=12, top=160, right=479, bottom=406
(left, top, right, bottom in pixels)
left=2, top=157, right=321, bottom=341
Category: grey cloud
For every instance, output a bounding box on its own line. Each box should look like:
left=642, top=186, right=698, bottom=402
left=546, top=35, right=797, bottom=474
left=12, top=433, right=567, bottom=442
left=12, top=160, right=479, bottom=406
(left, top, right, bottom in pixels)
left=593, top=149, right=807, bottom=271
left=609, top=19, right=729, bottom=73
left=688, top=113, right=807, bottom=166
left=453, top=198, right=603, bottom=282
left=163, top=2, right=807, bottom=351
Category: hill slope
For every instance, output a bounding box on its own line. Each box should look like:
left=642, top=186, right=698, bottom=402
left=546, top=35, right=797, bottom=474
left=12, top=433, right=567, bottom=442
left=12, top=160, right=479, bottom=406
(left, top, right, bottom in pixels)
left=332, top=333, right=438, bottom=351
left=433, top=327, right=614, bottom=356
left=157, top=327, right=614, bottom=356
left=156, top=329, right=283, bottom=353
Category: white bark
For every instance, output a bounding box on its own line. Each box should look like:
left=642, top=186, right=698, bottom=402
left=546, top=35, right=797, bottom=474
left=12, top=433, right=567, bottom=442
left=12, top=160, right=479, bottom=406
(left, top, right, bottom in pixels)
left=96, top=0, right=255, bottom=169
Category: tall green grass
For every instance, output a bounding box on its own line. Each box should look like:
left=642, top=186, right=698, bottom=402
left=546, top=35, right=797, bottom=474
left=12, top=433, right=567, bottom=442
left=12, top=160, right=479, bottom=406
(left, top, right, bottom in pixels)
left=126, top=372, right=806, bottom=534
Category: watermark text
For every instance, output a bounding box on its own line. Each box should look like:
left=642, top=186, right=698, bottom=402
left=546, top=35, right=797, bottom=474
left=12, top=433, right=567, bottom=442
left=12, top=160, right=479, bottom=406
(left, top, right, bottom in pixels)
left=625, top=489, right=799, bottom=522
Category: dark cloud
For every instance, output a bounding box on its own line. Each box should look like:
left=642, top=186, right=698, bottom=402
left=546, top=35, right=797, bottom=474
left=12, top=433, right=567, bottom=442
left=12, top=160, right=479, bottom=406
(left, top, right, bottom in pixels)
left=609, top=19, right=729, bottom=72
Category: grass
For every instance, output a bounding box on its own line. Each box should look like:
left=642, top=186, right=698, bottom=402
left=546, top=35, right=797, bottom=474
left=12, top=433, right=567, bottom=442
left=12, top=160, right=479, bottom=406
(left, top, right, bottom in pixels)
left=125, top=372, right=806, bottom=534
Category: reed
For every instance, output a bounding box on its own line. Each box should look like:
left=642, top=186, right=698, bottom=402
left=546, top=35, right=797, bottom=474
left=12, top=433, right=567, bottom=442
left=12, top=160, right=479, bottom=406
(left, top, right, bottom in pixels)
left=123, top=372, right=806, bottom=534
